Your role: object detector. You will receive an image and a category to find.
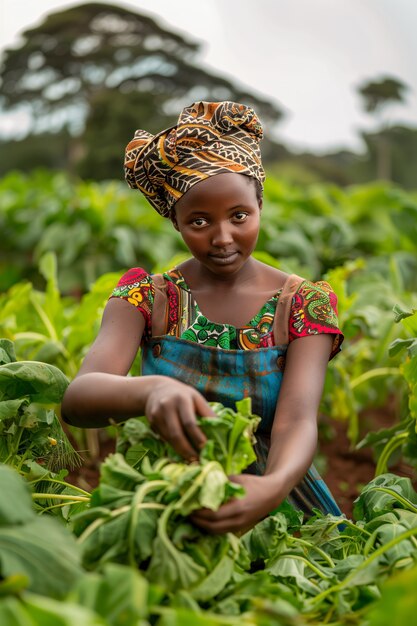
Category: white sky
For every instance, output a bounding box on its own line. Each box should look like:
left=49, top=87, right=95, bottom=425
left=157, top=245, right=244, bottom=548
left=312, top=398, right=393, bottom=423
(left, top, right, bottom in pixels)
left=1, top=0, right=416, bottom=153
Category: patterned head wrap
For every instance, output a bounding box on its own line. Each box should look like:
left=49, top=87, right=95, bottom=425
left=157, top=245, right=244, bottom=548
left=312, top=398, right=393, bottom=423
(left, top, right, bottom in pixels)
left=124, top=101, right=265, bottom=217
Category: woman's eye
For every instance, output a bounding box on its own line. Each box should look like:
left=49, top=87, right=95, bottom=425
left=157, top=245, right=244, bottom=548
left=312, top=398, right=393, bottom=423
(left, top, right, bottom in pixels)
left=234, top=212, right=248, bottom=221
left=192, top=218, right=207, bottom=227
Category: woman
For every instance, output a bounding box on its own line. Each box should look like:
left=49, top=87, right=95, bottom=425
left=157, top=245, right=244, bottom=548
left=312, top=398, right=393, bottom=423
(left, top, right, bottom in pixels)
left=62, top=101, right=344, bottom=533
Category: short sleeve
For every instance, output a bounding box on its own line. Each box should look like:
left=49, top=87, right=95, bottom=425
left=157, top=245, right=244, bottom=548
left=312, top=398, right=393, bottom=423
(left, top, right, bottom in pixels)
left=109, top=268, right=154, bottom=340
left=289, top=280, right=344, bottom=360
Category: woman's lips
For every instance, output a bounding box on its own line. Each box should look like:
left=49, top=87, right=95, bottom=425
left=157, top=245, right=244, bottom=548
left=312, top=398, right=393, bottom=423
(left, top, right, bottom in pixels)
left=208, top=252, right=239, bottom=265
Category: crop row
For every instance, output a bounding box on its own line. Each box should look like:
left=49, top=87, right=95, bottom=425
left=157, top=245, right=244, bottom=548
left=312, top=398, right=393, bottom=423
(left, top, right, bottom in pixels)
left=1, top=170, right=416, bottom=294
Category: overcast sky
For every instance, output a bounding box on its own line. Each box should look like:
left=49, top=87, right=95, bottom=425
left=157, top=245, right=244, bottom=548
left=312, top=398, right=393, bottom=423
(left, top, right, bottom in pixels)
left=1, top=0, right=416, bottom=153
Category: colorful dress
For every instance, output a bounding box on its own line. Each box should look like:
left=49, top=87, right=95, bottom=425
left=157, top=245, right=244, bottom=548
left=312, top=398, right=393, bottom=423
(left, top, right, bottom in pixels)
left=110, top=266, right=344, bottom=517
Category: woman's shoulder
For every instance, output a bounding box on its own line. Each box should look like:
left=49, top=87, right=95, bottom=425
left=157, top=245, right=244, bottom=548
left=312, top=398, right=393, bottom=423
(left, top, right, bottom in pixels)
left=294, top=277, right=338, bottom=304
left=288, top=276, right=343, bottom=358
left=109, top=268, right=155, bottom=336
left=113, top=267, right=153, bottom=289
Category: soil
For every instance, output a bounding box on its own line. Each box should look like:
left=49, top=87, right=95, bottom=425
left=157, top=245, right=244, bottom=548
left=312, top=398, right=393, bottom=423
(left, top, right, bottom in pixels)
left=66, top=403, right=415, bottom=521
left=319, top=405, right=414, bottom=520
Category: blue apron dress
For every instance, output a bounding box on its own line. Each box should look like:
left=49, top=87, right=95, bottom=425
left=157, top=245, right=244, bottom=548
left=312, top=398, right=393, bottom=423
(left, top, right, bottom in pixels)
left=142, top=273, right=342, bottom=518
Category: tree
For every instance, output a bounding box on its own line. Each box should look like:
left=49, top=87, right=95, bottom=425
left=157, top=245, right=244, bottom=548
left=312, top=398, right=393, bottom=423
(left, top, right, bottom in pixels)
left=357, top=76, right=409, bottom=180
left=0, top=2, right=282, bottom=178
left=359, top=125, right=417, bottom=189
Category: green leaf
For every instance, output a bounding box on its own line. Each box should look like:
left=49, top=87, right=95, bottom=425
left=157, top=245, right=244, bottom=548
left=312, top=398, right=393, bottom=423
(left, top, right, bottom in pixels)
left=389, top=337, right=417, bottom=357
left=0, top=518, right=82, bottom=598
left=198, top=402, right=260, bottom=475
left=156, top=607, right=240, bottom=626
left=71, top=564, right=149, bottom=624
left=266, top=553, right=320, bottom=595
left=198, top=467, right=227, bottom=510
left=191, top=554, right=234, bottom=601
left=0, top=340, right=16, bottom=365
left=368, top=564, right=417, bottom=626
left=21, top=593, right=106, bottom=626
left=0, top=595, right=38, bottom=626
left=402, top=310, right=417, bottom=336
left=0, top=361, right=68, bottom=403
left=242, top=514, right=289, bottom=562
left=98, top=453, right=145, bottom=492
left=0, top=467, right=82, bottom=599
left=133, top=508, right=159, bottom=563
left=354, top=474, right=417, bottom=521
left=392, top=304, right=415, bottom=323
left=0, top=464, right=35, bottom=525
left=0, top=398, right=28, bottom=421
left=333, top=554, right=381, bottom=587
left=77, top=512, right=129, bottom=569
left=0, top=573, right=29, bottom=597
left=147, top=533, right=205, bottom=591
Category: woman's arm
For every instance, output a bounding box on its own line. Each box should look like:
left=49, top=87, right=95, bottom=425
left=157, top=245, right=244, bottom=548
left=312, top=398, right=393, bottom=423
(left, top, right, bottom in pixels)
left=263, top=333, right=333, bottom=491
left=61, top=297, right=149, bottom=426
left=191, top=333, right=333, bottom=533
left=61, top=298, right=212, bottom=458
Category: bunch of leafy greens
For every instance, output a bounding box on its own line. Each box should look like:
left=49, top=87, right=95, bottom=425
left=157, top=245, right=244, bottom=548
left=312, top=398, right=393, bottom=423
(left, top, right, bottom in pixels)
left=116, top=398, right=261, bottom=474
left=73, top=399, right=260, bottom=598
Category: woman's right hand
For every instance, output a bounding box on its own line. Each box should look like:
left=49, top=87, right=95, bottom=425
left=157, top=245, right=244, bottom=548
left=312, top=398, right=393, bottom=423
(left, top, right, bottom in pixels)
left=144, top=378, right=215, bottom=461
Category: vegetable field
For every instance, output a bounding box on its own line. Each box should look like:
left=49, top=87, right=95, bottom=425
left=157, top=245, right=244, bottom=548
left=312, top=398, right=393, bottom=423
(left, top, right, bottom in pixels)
left=1, top=170, right=417, bottom=625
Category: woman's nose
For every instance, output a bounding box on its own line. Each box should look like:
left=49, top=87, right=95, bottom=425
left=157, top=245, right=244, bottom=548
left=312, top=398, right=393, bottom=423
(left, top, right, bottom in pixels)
left=211, top=222, right=233, bottom=247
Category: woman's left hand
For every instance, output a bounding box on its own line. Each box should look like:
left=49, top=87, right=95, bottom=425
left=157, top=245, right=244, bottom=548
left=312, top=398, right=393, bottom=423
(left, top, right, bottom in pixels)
left=190, top=473, right=282, bottom=534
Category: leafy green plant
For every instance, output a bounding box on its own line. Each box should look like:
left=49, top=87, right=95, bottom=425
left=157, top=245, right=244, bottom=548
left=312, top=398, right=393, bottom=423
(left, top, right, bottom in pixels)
left=0, top=338, right=92, bottom=519
left=70, top=398, right=417, bottom=624
left=0, top=337, right=79, bottom=472
left=356, top=306, right=417, bottom=474
left=1, top=170, right=417, bottom=294
left=4, top=391, right=417, bottom=624
left=321, top=259, right=414, bottom=445
left=0, top=252, right=121, bottom=379
left=0, top=464, right=83, bottom=599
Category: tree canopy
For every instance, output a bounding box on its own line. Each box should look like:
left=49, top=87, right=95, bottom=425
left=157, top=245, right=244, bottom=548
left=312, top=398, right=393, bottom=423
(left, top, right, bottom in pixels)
left=358, top=76, right=408, bottom=116
left=0, top=2, right=282, bottom=144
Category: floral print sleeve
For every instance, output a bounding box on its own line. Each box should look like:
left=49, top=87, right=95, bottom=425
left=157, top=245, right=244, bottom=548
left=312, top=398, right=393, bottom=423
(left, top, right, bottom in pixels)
left=109, top=267, right=154, bottom=340
left=289, top=280, right=344, bottom=360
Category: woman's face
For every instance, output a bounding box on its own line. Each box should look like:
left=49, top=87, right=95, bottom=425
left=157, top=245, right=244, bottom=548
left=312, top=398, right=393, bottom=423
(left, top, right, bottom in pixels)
left=172, top=173, right=262, bottom=277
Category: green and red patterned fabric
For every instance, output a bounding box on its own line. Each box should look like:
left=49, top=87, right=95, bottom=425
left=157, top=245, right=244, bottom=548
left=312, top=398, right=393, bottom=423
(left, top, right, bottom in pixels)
left=110, top=267, right=343, bottom=358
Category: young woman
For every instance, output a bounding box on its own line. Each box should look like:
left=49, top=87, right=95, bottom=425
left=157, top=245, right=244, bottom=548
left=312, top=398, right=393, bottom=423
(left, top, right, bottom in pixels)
left=62, top=101, right=344, bottom=533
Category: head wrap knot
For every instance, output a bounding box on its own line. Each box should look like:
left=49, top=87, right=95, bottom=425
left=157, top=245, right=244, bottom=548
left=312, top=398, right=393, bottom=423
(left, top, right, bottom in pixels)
left=124, top=101, right=265, bottom=217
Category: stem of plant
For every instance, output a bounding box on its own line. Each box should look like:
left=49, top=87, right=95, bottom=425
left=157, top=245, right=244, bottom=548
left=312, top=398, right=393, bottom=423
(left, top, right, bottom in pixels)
left=32, top=493, right=90, bottom=502
left=29, top=293, right=58, bottom=341
left=311, top=525, right=417, bottom=606
left=77, top=497, right=166, bottom=545
left=29, top=477, right=91, bottom=496
left=127, top=480, right=168, bottom=567
left=375, top=432, right=409, bottom=476
left=278, top=553, right=329, bottom=581
left=326, top=517, right=371, bottom=536
left=370, top=486, right=417, bottom=514
left=350, top=367, right=401, bottom=390
left=290, top=537, right=335, bottom=567
left=174, top=461, right=219, bottom=510
left=37, top=501, right=87, bottom=514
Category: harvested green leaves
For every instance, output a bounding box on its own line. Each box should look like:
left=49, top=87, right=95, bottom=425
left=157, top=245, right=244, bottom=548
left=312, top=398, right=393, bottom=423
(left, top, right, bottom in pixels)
left=74, top=399, right=259, bottom=596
